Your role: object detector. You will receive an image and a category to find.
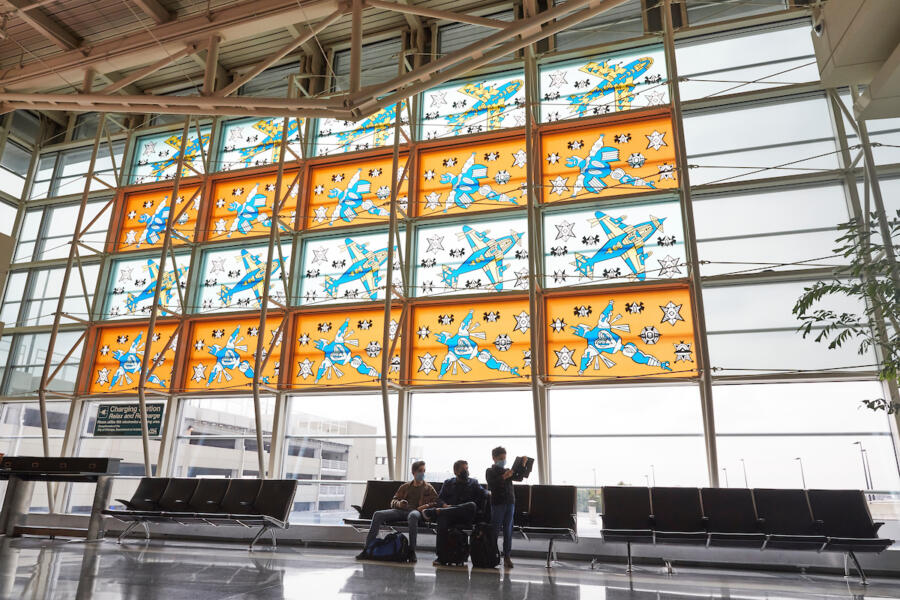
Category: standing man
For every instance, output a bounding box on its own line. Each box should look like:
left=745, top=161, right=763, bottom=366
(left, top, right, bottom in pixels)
left=357, top=460, right=438, bottom=563
left=485, top=446, right=515, bottom=568
left=425, top=459, right=488, bottom=565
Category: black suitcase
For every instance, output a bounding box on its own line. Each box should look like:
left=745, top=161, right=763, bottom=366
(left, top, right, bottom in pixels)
left=470, top=523, right=500, bottom=568
left=436, top=527, right=469, bottom=565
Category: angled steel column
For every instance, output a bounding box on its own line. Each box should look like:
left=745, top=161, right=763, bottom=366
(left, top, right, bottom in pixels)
left=663, top=0, right=718, bottom=486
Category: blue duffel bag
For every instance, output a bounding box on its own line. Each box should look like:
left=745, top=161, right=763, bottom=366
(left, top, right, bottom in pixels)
left=365, top=532, right=410, bottom=562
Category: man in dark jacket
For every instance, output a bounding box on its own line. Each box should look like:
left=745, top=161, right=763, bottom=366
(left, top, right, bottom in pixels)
left=485, top=446, right=515, bottom=568
left=425, top=459, right=487, bottom=565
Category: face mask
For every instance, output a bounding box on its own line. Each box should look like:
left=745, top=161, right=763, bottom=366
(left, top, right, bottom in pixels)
left=457, top=469, right=469, bottom=480
left=495, top=460, right=506, bottom=468
left=414, top=472, right=425, bottom=482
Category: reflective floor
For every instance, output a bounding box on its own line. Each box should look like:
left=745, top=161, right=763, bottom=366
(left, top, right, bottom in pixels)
left=1, top=537, right=899, bottom=599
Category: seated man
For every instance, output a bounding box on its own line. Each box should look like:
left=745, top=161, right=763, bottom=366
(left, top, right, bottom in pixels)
left=425, top=459, right=488, bottom=566
left=357, top=460, right=438, bottom=563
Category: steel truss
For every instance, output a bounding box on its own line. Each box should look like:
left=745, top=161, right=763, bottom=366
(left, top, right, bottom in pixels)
left=0, top=4, right=892, bottom=507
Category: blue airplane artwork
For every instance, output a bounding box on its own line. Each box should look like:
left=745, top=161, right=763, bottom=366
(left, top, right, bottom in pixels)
left=328, top=168, right=388, bottom=225
left=135, top=199, right=171, bottom=247
left=440, top=152, right=519, bottom=212
left=334, top=104, right=399, bottom=150
left=148, top=132, right=210, bottom=181
left=207, top=326, right=262, bottom=386
left=230, top=117, right=301, bottom=167
left=571, top=300, right=671, bottom=374
left=566, top=135, right=656, bottom=197
left=443, top=80, right=523, bottom=133
left=441, top=225, right=523, bottom=291
left=227, top=184, right=272, bottom=236
left=109, top=332, right=167, bottom=388
left=217, top=250, right=283, bottom=307
left=567, top=57, right=654, bottom=116
left=573, top=211, right=666, bottom=280
left=322, top=238, right=391, bottom=300
left=125, top=259, right=188, bottom=314
left=436, top=310, right=520, bottom=378
left=314, top=319, right=380, bottom=382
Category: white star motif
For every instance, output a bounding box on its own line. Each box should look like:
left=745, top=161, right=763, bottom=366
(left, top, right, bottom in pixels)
left=191, top=363, right=206, bottom=383
left=96, top=368, right=110, bottom=385
left=660, top=301, right=685, bottom=326
left=297, top=358, right=314, bottom=379
left=424, top=192, right=441, bottom=210
left=100, top=345, right=110, bottom=356
left=417, top=326, right=430, bottom=340
left=118, top=266, right=134, bottom=282
left=298, top=333, right=310, bottom=345
left=389, top=320, right=398, bottom=340
left=548, top=70, right=568, bottom=88
left=513, top=311, right=530, bottom=334
left=555, top=220, right=575, bottom=241
left=193, top=339, right=205, bottom=351
left=512, top=150, right=527, bottom=168
left=646, top=130, right=667, bottom=151
left=127, top=210, right=136, bottom=220
left=430, top=90, right=447, bottom=107
left=312, top=247, right=328, bottom=264
left=426, top=235, right=444, bottom=254
left=549, top=176, right=569, bottom=196
left=514, top=269, right=529, bottom=289
left=209, top=258, right=226, bottom=274
left=550, top=317, right=566, bottom=333
left=424, top=169, right=435, bottom=181
left=645, top=90, right=666, bottom=106
left=313, top=205, right=329, bottom=223
left=569, top=139, right=584, bottom=150
left=554, top=346, right=576, bottom=370
left=314, top=184, right=325, bottom=195
left=216, top=198, right=226, bottom=208
left=546, top=152, right=560, bottom=164
left=418, top=353, right=437, bottom=375
left=214, top=218, right=227, bottom=236
left=125, top=230, right=137, bottom=245
left=658, top=255, right=682, bottom=278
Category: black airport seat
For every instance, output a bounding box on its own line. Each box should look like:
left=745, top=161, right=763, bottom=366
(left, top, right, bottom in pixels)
left=114, top=477, right=168, bottom=511
left=519, top=485, right=577, bottom=568
left=600, top=486, right=654, bottom=544
left=807, top=489, right=892, bottom=553
left=158, top=478, right=200, bottom=513
left=188, top=478, right=230, bottom=513
left=513, top=484, right=531, bottom=527
left=700, top=487, right=765, bottom=548
left=753, top=489, right=826, bottom=551
left=650, top=487, right=707, bottom=545
left=344, top=480, right=402, bottom=529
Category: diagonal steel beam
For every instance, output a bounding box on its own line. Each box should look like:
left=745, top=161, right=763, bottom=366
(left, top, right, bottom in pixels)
left=6, top=0, right=80, bottom=50
left=365, top=0, right=508, bottom=29
left=131, top=0, right=172, bottom=24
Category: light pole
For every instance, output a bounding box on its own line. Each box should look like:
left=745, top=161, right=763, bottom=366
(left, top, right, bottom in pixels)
left=794, top=457, right=806, bottom=489
left=853, top=442, right=872, bottom=490
left=592, top=467, right=597, bottom=489
left=739, top=458, right=749, bottom=488
left=863, top=448, right=874, bottom=490
left=721, top=467, right=729, bottom=487
left=644, top=474, right=650, bottom=486
left=650, top=464, right=656, bottom=487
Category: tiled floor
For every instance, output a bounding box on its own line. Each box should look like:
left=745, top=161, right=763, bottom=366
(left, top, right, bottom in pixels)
left=0, top=537, right=898, bottom=599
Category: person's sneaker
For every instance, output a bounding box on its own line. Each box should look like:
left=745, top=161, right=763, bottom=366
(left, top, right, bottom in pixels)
left=504, top=556, right=514, bottom=569
left=355, top=550, right=368, bottom=560
left=408, top=551, right=417, bottom=563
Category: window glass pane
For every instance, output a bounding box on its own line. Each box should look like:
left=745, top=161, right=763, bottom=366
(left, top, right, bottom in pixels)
left=714, top=381, right=900, bottom=490
left=287, top=393, right=397, bottom=437
left=3, top=330, right=84, bottom=395
left=0, top=201, right=16, bottom=236
left=130, top=127, right=210, bottom=184
left=21, top=265, right=98, bottom=327
left=0, top=141, right=31, bottom=200
left=677, top=20, right=817, bottom=101
left=554, top=0, right=645, bottom=50
left=411, top=390, right=535, bottom=437
left=78, top=199, right=112, bottom=254
left=0, top=271, right=27, bottom=324
left=239, top=63, right=297, bottom=97
left=685, top=0, right=787, bottom=26
left=315, top=102, right=409, bottom=156
left=196, top=243, right=290, bottom=313
left=1, top=401, right=67, bottom=513
left=415, top=216, right=528, bottom=297
left=332, top=38, right=402, bottom=92
left=28, top=154, right=56, bottom=201
left=540, top=45, right=668, bottom=123
left=207, top=170, right=299, bottom=242
left=867, top=176, right=900, bottom=216
left=13, top=209, right=41, bottom=263
left=684, top=95, right=840, bottom=186
left=839, top=91, right=900, bottom=167
left=116, top=185, right=201, bottom=252
left=103, top=254, right=189, bottom=319
left=87, top=324, right=178, bottom=395
left=299, top=230, right=394, bottom=305
left=437, top=11, right=514, bottom=55
left=543, top=198, right=685, bottom=288
left=219, top=117, right=304, bottom=171
left=411, top=437, right=538, bottom=484
left=10, top=112, right=41, bottom=144
left=420, top=70, right=525, bottom=141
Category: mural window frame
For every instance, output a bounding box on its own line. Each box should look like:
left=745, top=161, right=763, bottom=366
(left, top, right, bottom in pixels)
left=217, top=116, right=305, bottom=173
left=194, top=241, right=292, bottom=315
left=85, top=322, right=179, bottom=396
left=102, top=253, right=191, bottom=320
left=128, top=125, right=211, bottom=185
left=113, top=183, right=203, bottom=253
left=205, top=168, right=301, bottom=243
left=312, top=102, right=410, bottom=157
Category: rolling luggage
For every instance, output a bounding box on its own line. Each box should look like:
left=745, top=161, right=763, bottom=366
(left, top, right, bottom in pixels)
left=436, top=527, right=469, bottom=566
left=470, top=523, right=500, bottom=568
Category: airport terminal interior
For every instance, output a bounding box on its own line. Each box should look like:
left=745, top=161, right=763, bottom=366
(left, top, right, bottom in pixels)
left=0, top=0, right=898, bottom=597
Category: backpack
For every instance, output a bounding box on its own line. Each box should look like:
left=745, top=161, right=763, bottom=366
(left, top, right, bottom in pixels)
left=470, top=523, right=501, bottom=568
left=435, top=527, right=469, bottom=566
left=365, top=532, right=410, bottom=562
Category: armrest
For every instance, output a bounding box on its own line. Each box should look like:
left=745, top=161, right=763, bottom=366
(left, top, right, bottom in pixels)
left=874, top=522, right=884, bottom=534
left=351, top=504, right=362, bottom=515
left=114, top=498, right=137, bottom=510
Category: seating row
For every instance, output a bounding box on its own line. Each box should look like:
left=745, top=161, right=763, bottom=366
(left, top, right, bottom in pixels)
left=103, top=477, right=298, bottom=550
left=600, top=486, right=893, bottom=584
left=344, top=480, right=577, bottom=567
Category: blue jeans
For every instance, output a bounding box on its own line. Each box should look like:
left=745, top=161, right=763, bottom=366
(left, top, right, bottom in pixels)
left=366, top=508, right=422, bottom=551
left=491, top=503, right=514, bottom=557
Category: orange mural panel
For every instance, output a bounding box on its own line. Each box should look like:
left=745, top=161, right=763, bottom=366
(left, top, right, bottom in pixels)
left=88, top=322, right=179, bottom=394
left=207, top=170, right=299, bottom=242
left=292, top=309, right=400, bottom=387
left=410, top=299, right=531, bottom=385
left=545, top=287, right=695, bottom=381
left=417, top=137, right=527, bottom=218
left=116, top=185, right=201, bottom=252
left=305, top=155, right=408, bottom=230
left=540, top=114, right=677, bottom=204
left=184, top=316, right=283, bottom=391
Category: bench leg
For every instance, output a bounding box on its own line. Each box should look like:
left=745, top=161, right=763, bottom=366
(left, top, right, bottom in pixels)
left=663, top=559, right=674, bottom=575
left=117, top=522, right=139, bottom=544
left=848, top=551, right=869, bottom=586
left=545, top=538, right=555, bottom=569
left=269, top=527, right=278, bottom=550
left=249, top=526, right=269, bottom=552
left=625, top=542, right=633, bottom=574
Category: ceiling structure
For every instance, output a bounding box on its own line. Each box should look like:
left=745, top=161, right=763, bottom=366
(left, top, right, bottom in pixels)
left=0, top=0, right=629, bottom=119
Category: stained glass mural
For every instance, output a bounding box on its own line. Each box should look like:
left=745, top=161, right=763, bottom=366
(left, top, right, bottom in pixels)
left=184, top=315, right=283, bottom=391
left=116, top=185, right=201, bottom=252
left=88, top=322, right=178, bottom=394
left=293, top=309, right=400, bottom=387
left=305, top=154, right=408, bottom=230
left=104, top=254, right=190, bottom=319
left=410, top=299, right=530, bottom=385
left=130, top=127, right=211, bottom=184
left=218, top=117, right=304, bottom=171
left=543, top=199, right=686, bottom=288
left=545, top=288, right=695, bottom=381
left=541, top=114, right=677, bottom=204
left=414, top=216, right=528, bottom=297
left=196, top=243, right=291, bottom=313
left=417, top=137, right=526, bottom=218
left=299, top=230, right=399, bottom=305
left=540, top=46, right=668, bottom=122
left=207, top=171, right=299, bottom=242
left=420, top=71, right=526, bottom=140
left=315, top=101, right=409, bottom=156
